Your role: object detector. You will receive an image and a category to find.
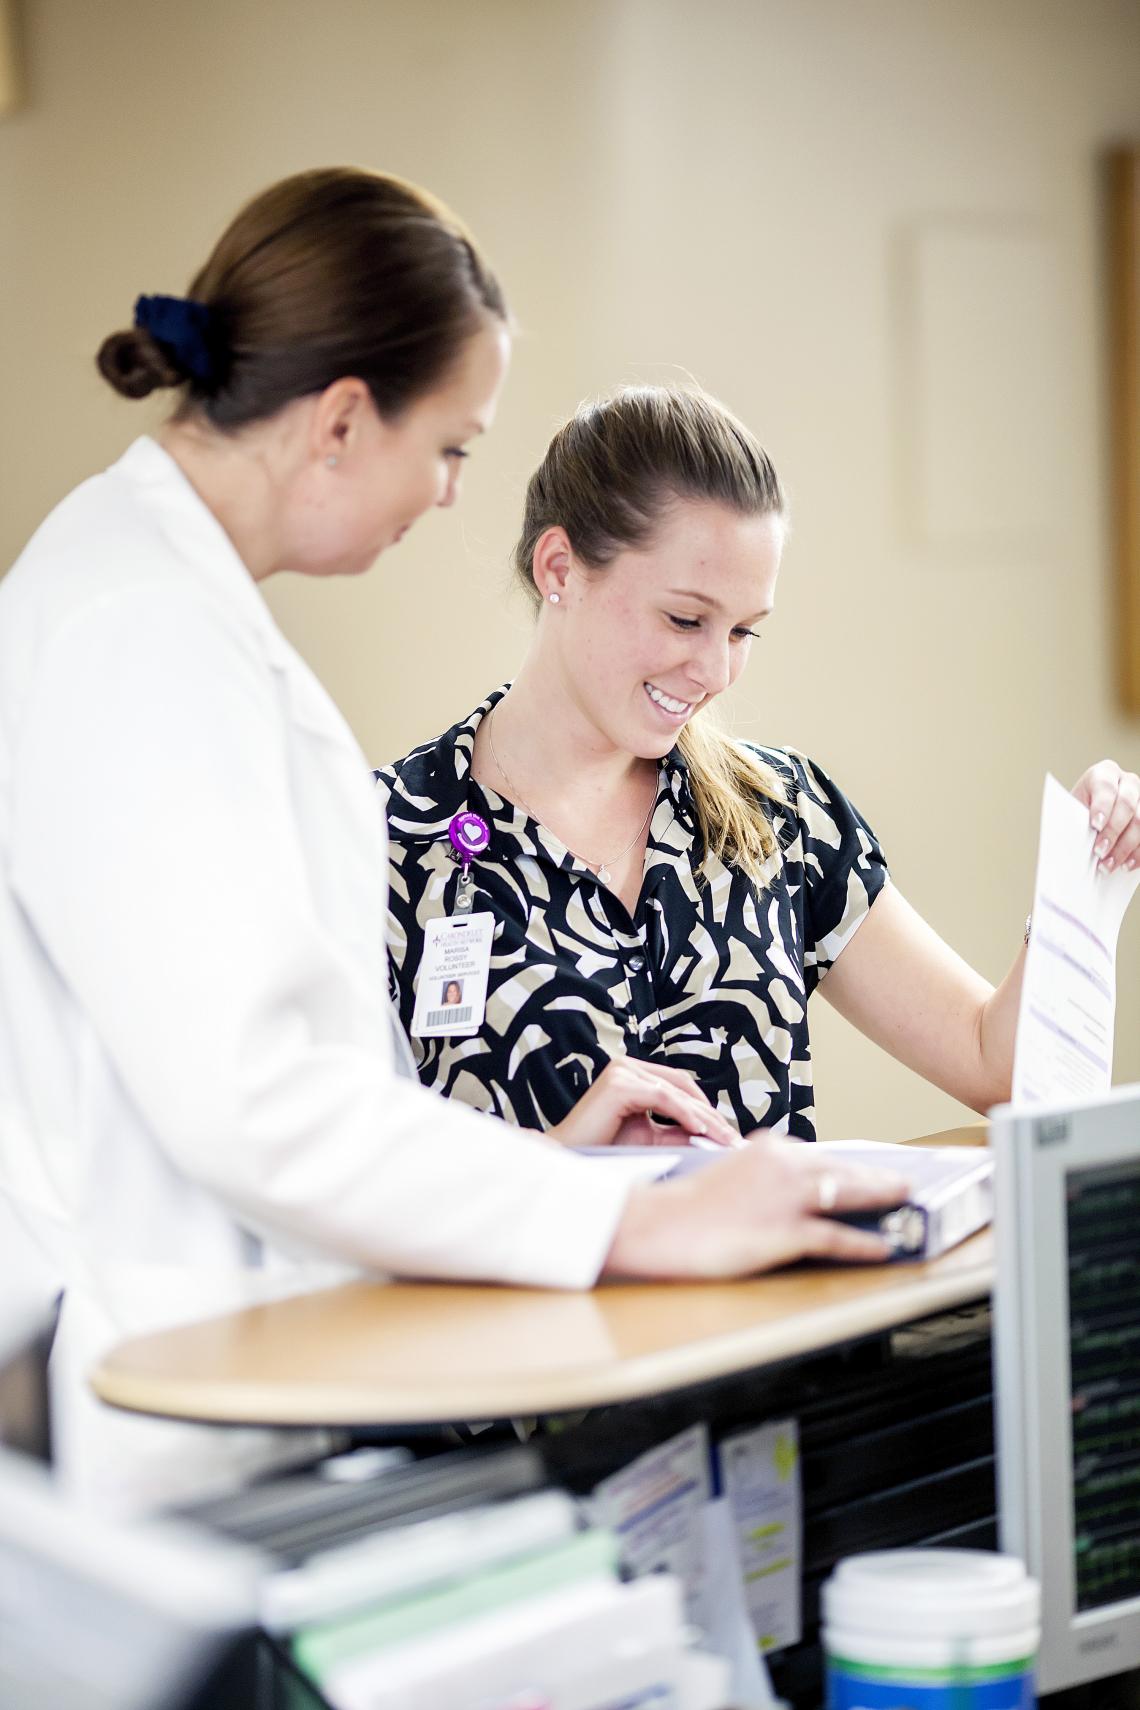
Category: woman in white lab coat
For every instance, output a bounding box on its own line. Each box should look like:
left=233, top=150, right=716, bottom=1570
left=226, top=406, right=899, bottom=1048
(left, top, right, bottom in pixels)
left=0, top=168, right=906, bottom=1511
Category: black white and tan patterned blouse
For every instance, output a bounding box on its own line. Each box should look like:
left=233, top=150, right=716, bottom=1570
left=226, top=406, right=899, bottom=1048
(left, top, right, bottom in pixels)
left=377, top=688, right=888, bottom=1142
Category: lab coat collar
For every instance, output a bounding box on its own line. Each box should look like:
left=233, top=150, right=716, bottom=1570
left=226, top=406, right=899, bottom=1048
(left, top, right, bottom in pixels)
left=111, top=437, right=289, bottom=660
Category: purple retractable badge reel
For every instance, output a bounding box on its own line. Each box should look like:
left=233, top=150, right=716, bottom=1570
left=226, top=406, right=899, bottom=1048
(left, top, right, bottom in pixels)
left=448, top=811, right=490, bottom=916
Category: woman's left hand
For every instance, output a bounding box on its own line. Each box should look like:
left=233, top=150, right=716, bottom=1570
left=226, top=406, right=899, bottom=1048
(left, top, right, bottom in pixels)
left=1072, top=761, right=1140, bottom=873
left=548, top=1057, right=742, bottom=1151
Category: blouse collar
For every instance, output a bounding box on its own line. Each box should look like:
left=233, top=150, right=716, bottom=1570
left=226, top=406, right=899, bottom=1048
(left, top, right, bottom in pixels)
left=380, top=686, right=698, bottom=869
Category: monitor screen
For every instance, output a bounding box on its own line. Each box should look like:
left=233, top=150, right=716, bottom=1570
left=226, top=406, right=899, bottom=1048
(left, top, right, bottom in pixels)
left=993, top=1086, right=1140, bottom=1695
left=1066, top=1159, right=1140, bottom=1617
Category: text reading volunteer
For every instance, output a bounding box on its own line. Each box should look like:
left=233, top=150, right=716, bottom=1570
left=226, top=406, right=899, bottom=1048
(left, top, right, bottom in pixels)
left=381, top=387, right=1140, bottom=1136
left=0, top=172, right=906, bottom=1511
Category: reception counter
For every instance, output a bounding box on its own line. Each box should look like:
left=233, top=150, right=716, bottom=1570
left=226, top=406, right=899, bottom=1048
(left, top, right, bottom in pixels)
left=92, top=1126, right=990, bottom=1429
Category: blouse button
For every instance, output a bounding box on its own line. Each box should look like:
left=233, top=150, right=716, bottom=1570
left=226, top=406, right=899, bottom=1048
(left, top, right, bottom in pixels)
left=638, top=1022, right=662, bottom=1051
left=627, top=954, right=646, bottom=973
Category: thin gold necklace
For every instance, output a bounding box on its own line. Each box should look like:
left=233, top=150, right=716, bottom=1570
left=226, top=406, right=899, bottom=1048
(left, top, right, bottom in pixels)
left=487, top=704, right=656, bottom=886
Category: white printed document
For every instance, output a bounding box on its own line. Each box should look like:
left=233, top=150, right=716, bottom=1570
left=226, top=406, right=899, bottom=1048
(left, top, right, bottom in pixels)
left=588, top=1423, right=712, bottom=1626
left=1012, top=774, right=1140, bottom=1105
left=717, top=1418, right=802, bottom=1656
left=694, top=1498, right=781, bottom=1708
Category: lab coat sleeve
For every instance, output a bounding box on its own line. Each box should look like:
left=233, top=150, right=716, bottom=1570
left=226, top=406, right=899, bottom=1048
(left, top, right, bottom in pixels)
left=9, top=589, right=630, bottom=1288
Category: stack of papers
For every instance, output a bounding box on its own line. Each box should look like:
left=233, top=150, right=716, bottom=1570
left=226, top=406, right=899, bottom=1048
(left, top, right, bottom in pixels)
left=307, top=1568, right=726, bottom=1710
left=217, top=1444, right=730, bottom=1710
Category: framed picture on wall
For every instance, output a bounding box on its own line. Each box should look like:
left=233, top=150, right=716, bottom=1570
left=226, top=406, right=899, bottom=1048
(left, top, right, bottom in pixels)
left=1108, top=147, right=1140, bottom=714
left=0, top=0, right=21, bottom=118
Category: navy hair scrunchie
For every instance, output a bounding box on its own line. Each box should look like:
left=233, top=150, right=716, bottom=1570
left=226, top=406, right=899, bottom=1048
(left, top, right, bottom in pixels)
left=133, top=294, right=220, bottom=388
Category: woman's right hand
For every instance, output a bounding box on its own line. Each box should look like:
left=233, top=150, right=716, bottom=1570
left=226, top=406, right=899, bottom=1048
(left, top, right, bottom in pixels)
left=549, top=1057, right=742, bottom=1150
left=604, top=1135, right=911, bottom=1276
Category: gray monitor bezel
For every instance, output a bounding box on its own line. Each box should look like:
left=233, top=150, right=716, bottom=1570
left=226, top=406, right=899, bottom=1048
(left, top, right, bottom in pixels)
left=992, top=1082, right=1140, bottom=1695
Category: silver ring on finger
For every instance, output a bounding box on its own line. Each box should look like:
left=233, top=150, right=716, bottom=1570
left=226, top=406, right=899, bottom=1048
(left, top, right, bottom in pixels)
left=816, top=1170, right=839, bottom=1213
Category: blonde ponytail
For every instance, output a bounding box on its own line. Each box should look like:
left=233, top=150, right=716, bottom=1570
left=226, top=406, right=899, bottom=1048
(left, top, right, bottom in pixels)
left=677, top=710, right=785, bottom=889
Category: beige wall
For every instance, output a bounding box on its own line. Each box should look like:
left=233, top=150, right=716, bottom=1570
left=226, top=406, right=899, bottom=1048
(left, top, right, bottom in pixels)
left=2, top=0, right=1138, bottom=1139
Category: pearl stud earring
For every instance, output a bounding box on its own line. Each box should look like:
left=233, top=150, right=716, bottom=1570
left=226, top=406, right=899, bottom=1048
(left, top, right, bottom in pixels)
left=325, top=454, right=339, bottom=469
left=548, top=592, right=561, bottom=604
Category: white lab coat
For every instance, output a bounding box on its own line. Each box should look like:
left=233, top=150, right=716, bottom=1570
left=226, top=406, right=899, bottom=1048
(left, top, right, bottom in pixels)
left=0, top=438, right=629, bottom=1513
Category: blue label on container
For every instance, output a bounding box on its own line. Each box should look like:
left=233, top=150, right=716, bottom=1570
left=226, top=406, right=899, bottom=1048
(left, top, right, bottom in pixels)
left=827, top=1661, right=1035, bottom=1709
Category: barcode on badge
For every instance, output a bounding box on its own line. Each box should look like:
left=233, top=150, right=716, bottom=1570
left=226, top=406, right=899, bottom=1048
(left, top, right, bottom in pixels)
left=424, top=1005, right=474, bottom=1028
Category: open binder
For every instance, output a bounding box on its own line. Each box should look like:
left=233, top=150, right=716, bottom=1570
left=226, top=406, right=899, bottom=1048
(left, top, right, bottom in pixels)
left=573, top=1139, right=993, bottom=1261
left=818, top=1139, right=992, bottom=1259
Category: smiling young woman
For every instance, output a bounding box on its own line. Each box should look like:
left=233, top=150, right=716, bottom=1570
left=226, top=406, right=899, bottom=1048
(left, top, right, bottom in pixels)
left=379, top=383, right=1140, bottom=1148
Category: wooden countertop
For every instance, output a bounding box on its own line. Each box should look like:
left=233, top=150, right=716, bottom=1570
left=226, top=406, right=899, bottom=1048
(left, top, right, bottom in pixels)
left=92, top=1125, right=992, bottom=1427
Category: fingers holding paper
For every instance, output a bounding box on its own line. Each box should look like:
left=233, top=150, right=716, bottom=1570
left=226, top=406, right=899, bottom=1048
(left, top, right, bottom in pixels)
left=1072, top=760, right=1140, bottom=873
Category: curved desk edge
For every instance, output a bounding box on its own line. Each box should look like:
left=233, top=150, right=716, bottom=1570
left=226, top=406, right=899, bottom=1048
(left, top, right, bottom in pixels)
left=92, top=1235, right=994, bottom=1428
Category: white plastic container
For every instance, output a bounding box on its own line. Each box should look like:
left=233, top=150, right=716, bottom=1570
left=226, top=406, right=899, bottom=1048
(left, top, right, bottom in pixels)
left=822, top=1549, right=1040, bottom=1709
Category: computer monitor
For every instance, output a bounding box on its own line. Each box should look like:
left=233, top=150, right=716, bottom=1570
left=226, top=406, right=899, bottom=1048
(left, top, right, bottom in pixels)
left=992, top=1083, right=1140, bottom=1695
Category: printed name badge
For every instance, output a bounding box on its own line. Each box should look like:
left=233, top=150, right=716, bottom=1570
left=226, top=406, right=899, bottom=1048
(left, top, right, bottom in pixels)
left=410, top=912, right=495, bottom=1038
